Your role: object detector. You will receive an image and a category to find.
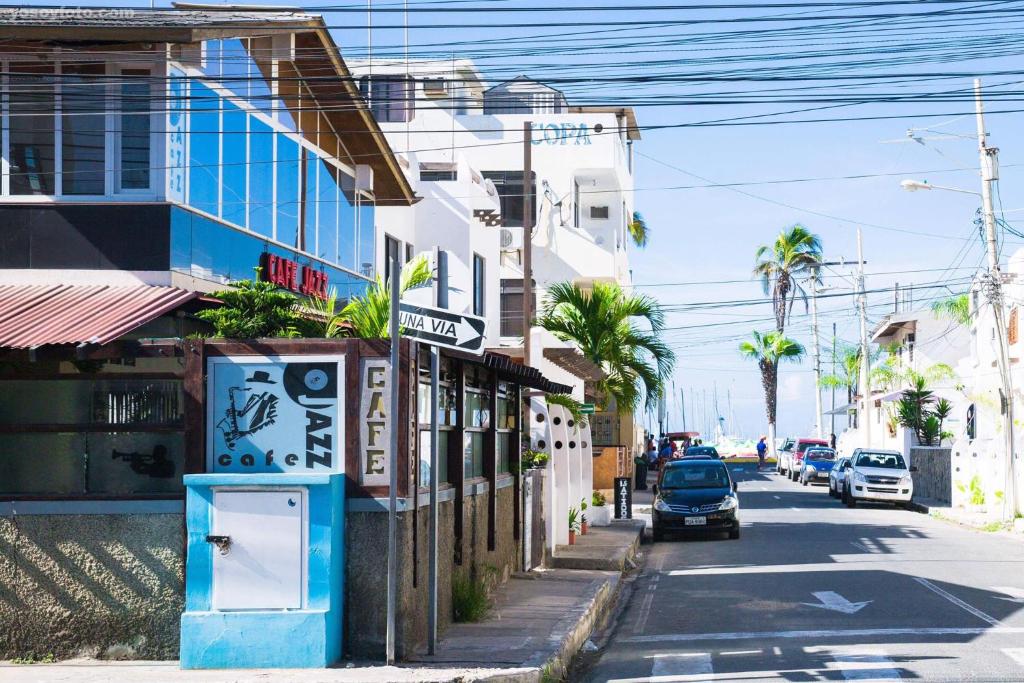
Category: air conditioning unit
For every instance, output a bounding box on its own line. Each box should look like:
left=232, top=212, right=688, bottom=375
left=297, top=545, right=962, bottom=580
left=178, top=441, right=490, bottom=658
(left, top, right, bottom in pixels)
left=500, top=227, right=524, bottom=251
left=423, top=78, right=449, bottom=96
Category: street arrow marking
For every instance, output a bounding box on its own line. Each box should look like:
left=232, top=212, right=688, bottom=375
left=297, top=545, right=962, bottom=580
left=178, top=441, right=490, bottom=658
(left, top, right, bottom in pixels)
left=992, top=586, right=1024, bottom=603
left=801, top=591, right=872, bottom=614
left=397, top=301, right=487, bottom=354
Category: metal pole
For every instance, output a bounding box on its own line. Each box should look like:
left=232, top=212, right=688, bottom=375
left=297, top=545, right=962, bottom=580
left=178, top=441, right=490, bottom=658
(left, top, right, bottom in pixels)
left=427, top=249, right=447, bottom=654
left=385, top=250, right=400, bottom=665
left=810, top=267, right=823, bottom=439
left=857, top=228, right=872, bottom=449
left=680, top=388, right=687, bottom=432
left=522, top=122, right=534, bottom=367
left=974, top=78, right=1016, bottom=518
left=831, top=321, right=837, bottom=437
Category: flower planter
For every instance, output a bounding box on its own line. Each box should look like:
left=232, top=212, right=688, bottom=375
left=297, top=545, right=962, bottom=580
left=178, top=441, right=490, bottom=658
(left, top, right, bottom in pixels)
left=589, top=504, right=612, bottom=527
left=568, top=530, right=576, bottom=545
left=581, top=521, right=589, bottom=535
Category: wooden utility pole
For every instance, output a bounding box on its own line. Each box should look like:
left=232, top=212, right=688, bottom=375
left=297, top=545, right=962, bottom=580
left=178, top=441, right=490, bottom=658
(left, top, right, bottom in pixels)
left=523, top=122, right=533, bottom=366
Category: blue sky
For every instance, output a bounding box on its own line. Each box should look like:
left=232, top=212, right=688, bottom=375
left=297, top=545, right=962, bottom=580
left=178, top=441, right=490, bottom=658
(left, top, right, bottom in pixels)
left=32, top=0, right=1024, bottom=438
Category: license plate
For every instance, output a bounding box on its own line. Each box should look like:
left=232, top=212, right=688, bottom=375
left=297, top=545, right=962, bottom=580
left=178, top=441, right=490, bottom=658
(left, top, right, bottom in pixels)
left=684, top=516, right=707, bottom=526
left=817, top=472, right=829, bottom=479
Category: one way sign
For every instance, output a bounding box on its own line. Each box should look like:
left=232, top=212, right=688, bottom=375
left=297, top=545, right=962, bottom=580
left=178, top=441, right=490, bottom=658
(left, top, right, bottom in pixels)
left=398, top=302, right=487, bottom=354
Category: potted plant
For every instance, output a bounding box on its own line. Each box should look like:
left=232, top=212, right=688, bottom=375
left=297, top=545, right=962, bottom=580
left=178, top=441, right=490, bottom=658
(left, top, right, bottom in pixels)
left=588, top=490, right=611, bottom=526
left=580, top=498, right=589, bottom=534
left=521, top=449, right=550, bottom=470
left=568, top=506, right=580, bottom=545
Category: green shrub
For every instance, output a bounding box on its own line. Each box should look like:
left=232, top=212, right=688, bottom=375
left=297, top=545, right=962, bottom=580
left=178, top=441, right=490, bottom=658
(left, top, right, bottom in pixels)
left=452, top=574, right=490, bottom=623
left=592, top=490, right=606, bottom=506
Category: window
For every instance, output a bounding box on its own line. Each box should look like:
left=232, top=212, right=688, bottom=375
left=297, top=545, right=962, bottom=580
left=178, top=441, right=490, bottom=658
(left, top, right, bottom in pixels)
left=118, top=69, right=152, bottom=190
left=473, top=253, right=485, bottom=316
left=222, top=104, right=248, bottom=228
left=573, top=180, right=581, bottom=227
left=906, top=332, right=916, bottom=365
left=590, top=205, right=609, bottom=220
left=188, top=82, right=221, bottom=215
left=247, top=118, right=273, bottom=237
left=8, top=63, right=56, bottom=195
left=360, top=76, right=413, bottom=123
left=420, top=162, right=457, bottom=182
left=276, top=134, right=300, bottom=247
left=500, top=278, right=535, bottom=338
left=482, top=171, right=536, bottom=228
left=62, top=63, right=107, bottom=195
left=384, top=234, right=401, bottom=283
left=405, top=242, right=415, bottom=263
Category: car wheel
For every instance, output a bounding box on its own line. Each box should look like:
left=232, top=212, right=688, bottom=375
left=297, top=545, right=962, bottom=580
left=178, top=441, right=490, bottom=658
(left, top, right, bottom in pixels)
left=844, top=486, right=856, bottom=508
left=802, top=475, right=808, bottom=486
left=728, top=526, right=740, bottom=540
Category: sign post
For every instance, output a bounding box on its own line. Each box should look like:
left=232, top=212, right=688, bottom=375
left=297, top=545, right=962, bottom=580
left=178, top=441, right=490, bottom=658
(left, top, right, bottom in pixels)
left=427, top=249, right=448, bottom=654
left=580, top=403, right=595, bottom=415
left=614, top=476, right=632, bottom=520
left=385, top=253, right=401, bottom=666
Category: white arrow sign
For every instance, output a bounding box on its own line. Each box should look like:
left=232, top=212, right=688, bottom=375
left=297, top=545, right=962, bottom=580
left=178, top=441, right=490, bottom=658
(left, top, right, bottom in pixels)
left=397, top=301, right=487, bottom=354
left=801, top=591, right=872, bottom=614
left=992, top=586, right=1024, bottom=603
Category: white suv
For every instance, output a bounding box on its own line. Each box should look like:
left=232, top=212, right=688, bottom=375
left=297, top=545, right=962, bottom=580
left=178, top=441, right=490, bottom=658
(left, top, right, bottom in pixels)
left=841, top=449, right=915, bottom=509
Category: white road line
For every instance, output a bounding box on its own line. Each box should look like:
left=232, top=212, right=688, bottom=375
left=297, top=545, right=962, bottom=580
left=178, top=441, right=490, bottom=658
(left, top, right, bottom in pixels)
left=773, top=495, right=781, bottom=499
left=832, top=652, right=901, bottom=680
left=1003, top=648, right=1024, bottom=667
left=619, top=626, right=1024, bottom=644
left=850, top=541, right=871, bottom=553
left=914, top=577, right=1001, bottom=626
left=633, top=592, right=655, bottom=635
left=651, top=652, right=713, bottom=678
left=720, top=649, right=762, bottom=656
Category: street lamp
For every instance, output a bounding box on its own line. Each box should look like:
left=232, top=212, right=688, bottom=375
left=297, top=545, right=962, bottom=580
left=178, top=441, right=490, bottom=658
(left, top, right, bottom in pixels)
left=900, top=179, right=980, bottom=196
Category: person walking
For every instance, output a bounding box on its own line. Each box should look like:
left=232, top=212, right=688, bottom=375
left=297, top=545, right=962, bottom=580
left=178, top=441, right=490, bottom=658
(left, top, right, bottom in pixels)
left=756, top=436, right=768, bottom=470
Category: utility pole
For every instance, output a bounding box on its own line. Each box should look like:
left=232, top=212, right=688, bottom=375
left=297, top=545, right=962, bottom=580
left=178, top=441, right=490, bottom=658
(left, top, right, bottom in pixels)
left=974, top=79, right=1017, bottom=518
left=810, top=266, right=824, bottom=439
left=831, top=321, right=837, bottom=437
left=857, top=228, right=872, bottom=449
left=522, top=122, right=534, bottom=367
left=680, top=388, right=687, bottom=432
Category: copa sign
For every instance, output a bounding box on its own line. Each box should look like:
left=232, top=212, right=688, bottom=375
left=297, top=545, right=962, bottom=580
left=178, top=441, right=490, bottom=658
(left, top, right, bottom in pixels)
left=531, top=122, right=601, bottom=146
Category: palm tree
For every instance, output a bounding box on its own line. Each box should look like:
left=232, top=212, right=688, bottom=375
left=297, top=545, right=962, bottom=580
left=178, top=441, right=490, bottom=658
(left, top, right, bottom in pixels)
left=931, top=293, right=971, bottom=327
left=753, top=225, right=823, bottom=333
left=739, top=331, right=805, bottom=455
left=537, top=281, right=675, bottom=411
left=309, top=256, right=432, bottom=339
left=627, top=211, right=649, bottom=248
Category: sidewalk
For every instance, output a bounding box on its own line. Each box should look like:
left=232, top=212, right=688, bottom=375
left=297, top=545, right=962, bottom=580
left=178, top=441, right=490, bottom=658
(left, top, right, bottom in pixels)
left=2, top=528, right=642, bottom=683
left=911, top=496, right=1024, bottom=534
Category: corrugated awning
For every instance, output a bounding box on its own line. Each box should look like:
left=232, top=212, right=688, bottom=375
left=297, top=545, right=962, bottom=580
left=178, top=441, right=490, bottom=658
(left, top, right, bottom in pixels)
left=0, top=284, right=198, bottom=349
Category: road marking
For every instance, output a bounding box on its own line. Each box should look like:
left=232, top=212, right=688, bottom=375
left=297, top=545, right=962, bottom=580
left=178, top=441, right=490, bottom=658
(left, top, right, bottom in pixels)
left=651, top=652, right=712, bottom=678
left=633, top=592, right=655, bottom=635
left=665, top=561, right=890, bottom=576
left=773, top=495, right=781, bottom=499
left=914, top=577, right=1001, bottom=625
left=802, top=591, right=872, bottom=614
left=721, top=649, right=762, bottom=656
left=832, top=651, right=901, bottom=680
left=992, top=586, right=1024, bottom=603
left=850, top=541, right=871, bottom=553
left=1003, top=648, right=1024, bottom=667
left=619, top=626, right=1024, bottom=644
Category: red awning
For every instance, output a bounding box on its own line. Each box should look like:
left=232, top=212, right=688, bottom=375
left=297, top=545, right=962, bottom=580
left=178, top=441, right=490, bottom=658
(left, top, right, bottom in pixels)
left=0, top=284, right=198, bottom=349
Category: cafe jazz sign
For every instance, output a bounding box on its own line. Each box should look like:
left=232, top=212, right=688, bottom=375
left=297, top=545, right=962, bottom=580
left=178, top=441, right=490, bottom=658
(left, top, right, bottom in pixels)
left=261, top=253, right=329, bottom=300
left=531, top=122, right=602, bottom=146
left=360, top=359, right=391, bottom=486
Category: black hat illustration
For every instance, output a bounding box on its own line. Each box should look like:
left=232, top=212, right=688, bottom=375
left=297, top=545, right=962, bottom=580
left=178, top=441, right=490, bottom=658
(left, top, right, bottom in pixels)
left=246, top=370, right=277, bottom=384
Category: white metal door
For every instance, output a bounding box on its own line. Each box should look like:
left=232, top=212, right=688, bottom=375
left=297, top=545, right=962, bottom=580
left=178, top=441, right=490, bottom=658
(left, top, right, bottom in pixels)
left=212, top=490, right=304, bottom=610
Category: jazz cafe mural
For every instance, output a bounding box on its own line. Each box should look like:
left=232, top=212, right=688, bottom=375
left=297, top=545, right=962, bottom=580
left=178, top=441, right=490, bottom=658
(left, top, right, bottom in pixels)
left=207, top=356, right=344, bottom=473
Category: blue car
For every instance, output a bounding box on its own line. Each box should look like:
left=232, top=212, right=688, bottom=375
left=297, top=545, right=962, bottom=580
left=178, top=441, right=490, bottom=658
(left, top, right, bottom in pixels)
left=799, top=447, right=836, bottom=486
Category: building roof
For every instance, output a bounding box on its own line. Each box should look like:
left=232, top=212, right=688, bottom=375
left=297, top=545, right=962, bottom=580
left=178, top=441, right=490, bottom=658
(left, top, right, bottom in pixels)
left=0, top=284, right=198, bottom=349
left=0, top=4, right=417, bottom=207
left=871, top=311, right=920, bottom=342
left=568, top=106, right=641, bottom=141
left=542, top=347, right=606, bottom=382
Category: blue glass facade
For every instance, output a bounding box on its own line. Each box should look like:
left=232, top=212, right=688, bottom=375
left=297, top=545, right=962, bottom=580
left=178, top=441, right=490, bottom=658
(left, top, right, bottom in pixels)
left=177, top=40, right=375, bottom=296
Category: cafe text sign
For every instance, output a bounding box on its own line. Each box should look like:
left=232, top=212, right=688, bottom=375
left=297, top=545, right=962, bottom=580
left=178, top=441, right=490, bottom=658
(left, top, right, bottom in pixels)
left=207, top=356, right=344, bottom=473
left=359, top=358, right=391, bottom=487
left=261, top=253, right=329, bottom=300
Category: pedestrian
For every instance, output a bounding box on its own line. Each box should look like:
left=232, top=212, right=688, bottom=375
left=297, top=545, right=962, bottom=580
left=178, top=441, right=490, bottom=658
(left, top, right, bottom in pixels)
left=646, top=437, right=659, bottom=470
left=830, top=432, right=837, bottom=449
left=659, top=438, right=674, bottom=466
left=756, top=436, right=767, bottom=470
left=633, top=451, right=648, bottom=490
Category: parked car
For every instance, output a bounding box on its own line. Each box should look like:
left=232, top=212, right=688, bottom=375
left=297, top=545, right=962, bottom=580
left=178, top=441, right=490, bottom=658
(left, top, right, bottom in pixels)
left=651, top=459, right=740, bottom=541
left=841, top=449, right=916, bottom=508
left=684, top=446, right=720, bottom=459
left=789, top=438, right=830, bottom=481
left=829, top=456, right=852, bottom=497
left=776, top=439, right=797, bottom=476
left=799, top=447, right=836, bottom=486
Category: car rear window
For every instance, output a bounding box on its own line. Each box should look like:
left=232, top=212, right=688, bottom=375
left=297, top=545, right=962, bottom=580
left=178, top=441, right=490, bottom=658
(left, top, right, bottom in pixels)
left=855, top=452, right=906, bottom=469
left=662, top=464, right=729, bottom=489
left=805, top=449, right=835, bottom=460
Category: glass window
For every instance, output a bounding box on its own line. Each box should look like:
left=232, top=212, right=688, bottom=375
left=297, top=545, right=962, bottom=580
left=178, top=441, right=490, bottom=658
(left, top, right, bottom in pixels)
left=303, top=149, right=317, bottom=253
left=188, top=82, right=220, bottom=214
left=276, top=134, right=300, bottom=247
left=384, top=234, right=400, bottom=284
left=358, top=200, right=375, bottom=278
left=473, top=253, right=485, bottom=316
left=62, top=63, right=107, bottom=195
left=482, top=171, right=536, bottom=228
left=0, top=433, right=87, bottom=495
left=337, top=175, right=356, bottom=272
left=167, top=69, right=187, bottom=203
left=119, top=69, right=152, bottom=190
left=465, top=391, right=491, bottom=429
left=316, top=159, right=338, bottom=263
left=498, top=433, right=512, bottom=475
left=362, top=76, right=412, bottom=123
left=497, top=395, right=515, bottom=430
left=220, top=39, right=251, bottom=99
left=248, top=118, right=274, bottom=238
left=464, top=431, right=484, bottom=480
left=500, top=279, right=534, bottom=338
left=221, top=103, right=248, bottom=228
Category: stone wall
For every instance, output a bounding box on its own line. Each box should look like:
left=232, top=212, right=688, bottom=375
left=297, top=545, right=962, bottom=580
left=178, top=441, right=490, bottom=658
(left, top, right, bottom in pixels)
left=0, top=514, right=184, bottom=660
left=910, top=447, right=952, bottom=504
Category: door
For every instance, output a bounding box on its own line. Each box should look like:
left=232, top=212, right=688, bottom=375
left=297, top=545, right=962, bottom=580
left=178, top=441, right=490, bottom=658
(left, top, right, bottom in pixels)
left=212, top=490, right=304, bottom=610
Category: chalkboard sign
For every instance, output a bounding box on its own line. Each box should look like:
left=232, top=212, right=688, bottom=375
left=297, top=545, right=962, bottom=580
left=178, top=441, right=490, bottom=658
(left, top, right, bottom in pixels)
left=614, top=476, right=632, bottom=519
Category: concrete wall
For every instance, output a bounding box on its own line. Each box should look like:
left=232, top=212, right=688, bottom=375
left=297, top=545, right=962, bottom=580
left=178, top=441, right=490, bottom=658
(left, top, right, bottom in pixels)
left=910, top=447, right=952, bottom=505
left=345, top=484, right=520, bottom=659
left=593, top=446, right=629, bottom=491
left=0, top=514, right=184, bottom=660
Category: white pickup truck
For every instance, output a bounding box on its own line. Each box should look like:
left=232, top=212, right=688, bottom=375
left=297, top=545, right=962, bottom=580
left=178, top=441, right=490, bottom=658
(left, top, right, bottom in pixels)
left=840, top=448, right=916, bottom=509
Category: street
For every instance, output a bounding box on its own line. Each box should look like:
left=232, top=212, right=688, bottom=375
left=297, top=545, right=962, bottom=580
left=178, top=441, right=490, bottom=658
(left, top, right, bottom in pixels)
left=580, top=467, right=1024, bottom=682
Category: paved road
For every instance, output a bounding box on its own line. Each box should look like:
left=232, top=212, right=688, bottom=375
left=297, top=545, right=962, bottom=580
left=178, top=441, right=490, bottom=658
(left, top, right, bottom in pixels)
left=579, top=466, right=1024, bottom=682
